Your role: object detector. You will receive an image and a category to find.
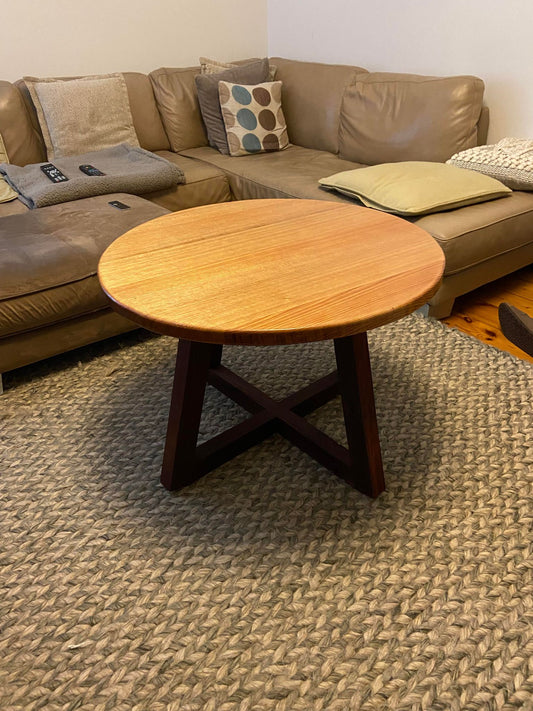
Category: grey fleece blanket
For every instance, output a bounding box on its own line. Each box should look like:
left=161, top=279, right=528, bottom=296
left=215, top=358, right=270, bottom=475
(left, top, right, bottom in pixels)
left=0, top=144, right=184, bottom=209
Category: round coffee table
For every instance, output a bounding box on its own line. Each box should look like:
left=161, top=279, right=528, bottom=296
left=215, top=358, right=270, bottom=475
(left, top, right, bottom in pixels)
left=98, top=199, right=444, bottom=498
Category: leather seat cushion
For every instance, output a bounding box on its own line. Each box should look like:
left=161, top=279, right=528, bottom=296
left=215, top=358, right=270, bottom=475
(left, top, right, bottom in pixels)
left=413, top=191, right=533, bottom=275
left=0, top=274, right=107, bottom=337
left=0, top=193, right=168, bottom=335
left=145, top=152, right=232, bottom=211
left=179, top=144, right=367, bottom=201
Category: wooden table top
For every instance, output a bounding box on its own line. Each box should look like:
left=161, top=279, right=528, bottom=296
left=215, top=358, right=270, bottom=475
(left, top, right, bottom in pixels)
left=98, top=199, right=445, bottom=346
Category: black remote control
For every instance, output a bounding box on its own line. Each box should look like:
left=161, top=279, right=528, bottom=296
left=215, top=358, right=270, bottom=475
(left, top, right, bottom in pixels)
left=40, top=163, right=69, bottom=183
left=79, top=164, right=105, bottom=176
left=108, top=200, right=130, bottom=210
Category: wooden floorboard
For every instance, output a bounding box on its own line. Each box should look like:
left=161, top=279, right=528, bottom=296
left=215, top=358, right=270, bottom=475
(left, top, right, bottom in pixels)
left=442, top=265, right=533, bottom=363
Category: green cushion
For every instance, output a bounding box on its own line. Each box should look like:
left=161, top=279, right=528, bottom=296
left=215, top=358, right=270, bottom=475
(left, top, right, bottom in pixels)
left=318, top=161, right=512, bottom=216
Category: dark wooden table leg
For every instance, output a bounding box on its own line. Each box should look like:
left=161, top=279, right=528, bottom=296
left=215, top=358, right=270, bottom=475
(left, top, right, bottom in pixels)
left=334, top=333, right=385, bottom=498
left=159, top=335, right=385, bottom=497
left=161, top=339, right=222, bottom=490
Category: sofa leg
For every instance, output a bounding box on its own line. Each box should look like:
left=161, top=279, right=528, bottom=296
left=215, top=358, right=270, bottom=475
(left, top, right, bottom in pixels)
left=0, top=374, right=3, bottom=395
left=427, top=297, right=455, bottom=319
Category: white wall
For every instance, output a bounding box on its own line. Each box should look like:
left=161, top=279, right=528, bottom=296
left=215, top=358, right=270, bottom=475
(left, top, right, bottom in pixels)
left=1, top=0, right=268, bottom=81
left=268, top=0, right=533, bottom=142
left=4, top=1, right=530, bottom=143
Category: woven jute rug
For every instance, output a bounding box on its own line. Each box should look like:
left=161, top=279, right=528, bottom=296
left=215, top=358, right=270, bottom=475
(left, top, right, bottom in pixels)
left=1, top=314, right=532, bottom=711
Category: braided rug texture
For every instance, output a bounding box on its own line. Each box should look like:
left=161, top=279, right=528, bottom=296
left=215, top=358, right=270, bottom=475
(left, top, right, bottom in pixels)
left=1, top=314, right=532, bottom=711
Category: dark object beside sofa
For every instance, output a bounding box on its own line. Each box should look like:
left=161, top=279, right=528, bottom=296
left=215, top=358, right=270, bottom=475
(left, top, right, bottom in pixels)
left=1, top=57, right=533, bottom=391
left=498, top=303, right=533, bottom=357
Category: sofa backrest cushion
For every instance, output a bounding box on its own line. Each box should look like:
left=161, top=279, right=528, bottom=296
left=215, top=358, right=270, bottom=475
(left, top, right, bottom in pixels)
left=150, top=67, right=208, bottom=153
left=122, top=72, right=170, bottom=152
left=0, top=81, right=45, bottom=166
left=339, top=72, right=485, bottom=165
left=268, top=58, right=367, bottom=154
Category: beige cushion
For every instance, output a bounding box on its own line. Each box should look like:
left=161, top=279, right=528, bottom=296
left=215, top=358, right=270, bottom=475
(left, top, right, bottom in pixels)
left=339, top=72, right=485, bottom=165
left=200, top=56, right=277, bottom=81
left=0, top=132, right=18, bottom=203
left=200, top=56, right=235, bottom=74
left=219, top=81, right=289, bottom=156
left=195, top=59, right=270, bottom=155
left=447, top=138, right=533, bottom=191
left=319, top=162, right=511, bottom=216
left=24, top=73, right=139, bottom=159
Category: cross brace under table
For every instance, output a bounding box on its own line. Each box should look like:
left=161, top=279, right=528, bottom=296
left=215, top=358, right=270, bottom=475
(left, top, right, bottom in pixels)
left=160, top=333, right=385, bottom=498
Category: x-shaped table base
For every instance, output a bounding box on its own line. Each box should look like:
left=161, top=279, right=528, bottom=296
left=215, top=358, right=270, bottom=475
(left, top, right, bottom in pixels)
left=161, top=334, right=385, bottom=498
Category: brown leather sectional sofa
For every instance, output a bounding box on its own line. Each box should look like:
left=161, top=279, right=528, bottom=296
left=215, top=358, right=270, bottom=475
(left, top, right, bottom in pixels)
left=1, top=57, right=533, bottom=389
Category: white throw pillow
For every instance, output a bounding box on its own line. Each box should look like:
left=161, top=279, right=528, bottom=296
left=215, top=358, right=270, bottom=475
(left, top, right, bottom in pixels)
left=447, top=138, right=533, bottom=191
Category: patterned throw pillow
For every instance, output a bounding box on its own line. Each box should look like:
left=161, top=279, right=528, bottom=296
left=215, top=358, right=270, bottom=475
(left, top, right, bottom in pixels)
left=218, top=80, right=289, bottom=157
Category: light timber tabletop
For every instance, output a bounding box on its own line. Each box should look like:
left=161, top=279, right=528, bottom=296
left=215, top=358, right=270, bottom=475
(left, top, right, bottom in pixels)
left=98, top=199, right=445, bottom=346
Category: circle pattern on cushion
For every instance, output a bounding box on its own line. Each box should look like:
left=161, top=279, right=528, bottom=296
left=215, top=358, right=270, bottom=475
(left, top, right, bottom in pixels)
left=236, top=108, right=257, bottom=131
left=242, top=134, right=262, bottom=153
left=231, top=85, right=252, bottom=105
left=259, top=109, right=276, bottom=131
left=253, top=87, right=271, bottom=106
left=218, top=80, right=289, bottom=157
